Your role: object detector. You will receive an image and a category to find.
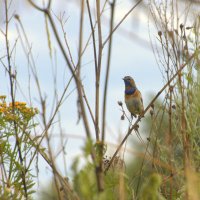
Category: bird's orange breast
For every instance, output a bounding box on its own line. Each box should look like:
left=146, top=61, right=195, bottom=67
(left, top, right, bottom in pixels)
left=125, top=89, right=141, bottom=99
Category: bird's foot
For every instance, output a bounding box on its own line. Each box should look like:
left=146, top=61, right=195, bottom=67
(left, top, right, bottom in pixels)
left=131, top=114, right=137, bottom=118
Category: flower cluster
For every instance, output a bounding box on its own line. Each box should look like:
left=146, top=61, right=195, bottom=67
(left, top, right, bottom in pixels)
left=0, top=96, right=38, bottom=123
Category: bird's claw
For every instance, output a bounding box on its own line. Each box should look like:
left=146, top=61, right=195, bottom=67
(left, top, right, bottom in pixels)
left=131, top=114, right=137, bottom=118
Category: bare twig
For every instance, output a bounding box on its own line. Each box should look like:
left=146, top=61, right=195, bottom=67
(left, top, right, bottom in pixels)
left=82, top=86, right=96, bottom=125
left=46, top=10, right=94, bottom=146
left=27, top=0, right=45, bottom=12
left=103, top=0, right=143, bottom=47
left=95, top=0, right=103, bottom=141
left=168, top=86, right=173, bottom=199
left=86, top=0, right=98, bottom=73
left=102, top=0, right=116, bottom=143
left=77, top=0, right=84, bottom=73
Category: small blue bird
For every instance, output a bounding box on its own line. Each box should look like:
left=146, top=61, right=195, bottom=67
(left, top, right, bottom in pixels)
left=123, top=76, right=144, bottom=118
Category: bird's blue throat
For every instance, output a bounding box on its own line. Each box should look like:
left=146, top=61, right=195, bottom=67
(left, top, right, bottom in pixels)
left=124, top=80, right=132, bottom=87
left=125, top=87, right=136, bottom=95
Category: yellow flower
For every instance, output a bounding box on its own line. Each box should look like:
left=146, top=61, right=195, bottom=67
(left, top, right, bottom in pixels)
left=19, top=102, right=26, bottom=106
left=5, top=113, right=17, bottom=121
left=9, top=102, right=18, bottom=106
left=0, top=95, right=6, bottom=99
left=0, top=107, right=6, bottom=113
left=0, top=103, right=7, bottom=107
left=0, top=100, right=38, bottom=120
left=9, top=101, right=26, bottom=109
left=9, top=102, right=14, bottom=107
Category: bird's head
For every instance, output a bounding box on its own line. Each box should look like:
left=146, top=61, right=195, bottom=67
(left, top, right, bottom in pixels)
left=123, top=76, right=136, bottom=88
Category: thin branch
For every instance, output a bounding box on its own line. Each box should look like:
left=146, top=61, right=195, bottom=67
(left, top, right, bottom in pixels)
left=77, top=0, right=84, bottom=73
left=56, top=12, right=76, bottom=68
left=44, top=9, right=93, bottom=148
left=86, top=0, right=98, bottom=74
left=95, top=0, right=103, bottom=141
left=102, top=0, right=116, bottom=143
left=15, top=16, right=44, bottom=114
left=80, top=0, right=108, bottom=62
left=135, top=139, right=150, bottom=196
left=168, top=86, right=173, bottom=199
left=82, top=86, right=96, bottom=125
left=47, top=0, right=52, bottom=9
left=103, top=0, right=143, bottom=47
left=27, top=0, right=45, bottom=12
left=22, top=127, right=80, bottom=200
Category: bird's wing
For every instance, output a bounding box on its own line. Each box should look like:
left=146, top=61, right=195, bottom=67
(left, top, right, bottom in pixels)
left=138, top=90, right=144, bottom=111
left=137, top=90, right=143, bottom=103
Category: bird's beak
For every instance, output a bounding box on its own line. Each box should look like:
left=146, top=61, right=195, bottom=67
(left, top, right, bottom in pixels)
left=122, top=77, right=125, bottom=80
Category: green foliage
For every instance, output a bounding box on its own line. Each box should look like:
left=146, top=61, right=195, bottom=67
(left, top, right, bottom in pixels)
left=0, top=97, right=38, bottom=199
left=71, top=153, right=133, bottom=200
left=139, top=173, right=165, bottom=200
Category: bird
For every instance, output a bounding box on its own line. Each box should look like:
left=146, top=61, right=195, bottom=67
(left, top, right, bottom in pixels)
left=123, top=76, right=144, bottom=118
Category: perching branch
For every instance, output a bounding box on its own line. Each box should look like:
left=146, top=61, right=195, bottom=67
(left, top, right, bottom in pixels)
left=104, top=49, right=198, bottom=172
